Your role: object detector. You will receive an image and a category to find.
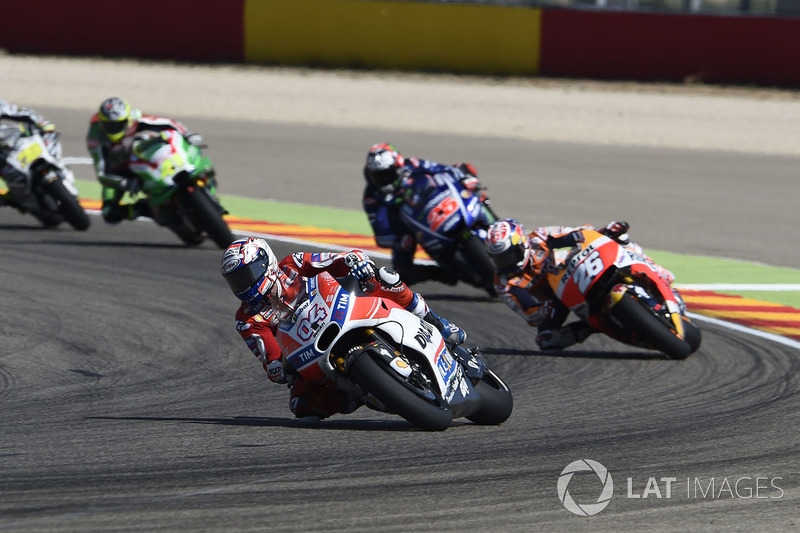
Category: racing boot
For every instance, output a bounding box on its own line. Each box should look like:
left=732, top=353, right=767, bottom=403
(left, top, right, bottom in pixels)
left=536, top=321, right=593, bottom=351
left=423, top=310, right=467, bottom=346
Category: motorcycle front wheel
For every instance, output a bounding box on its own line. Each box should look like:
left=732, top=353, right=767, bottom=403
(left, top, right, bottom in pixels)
left=612, top=292, right=694, bottom=360
left=466, top=368, right=513, bottom=425
left=349, top=353, right=453, bottom=431
left=183, top=188, right=235, bottom=249
left=45, top=179, right=90, bottom=231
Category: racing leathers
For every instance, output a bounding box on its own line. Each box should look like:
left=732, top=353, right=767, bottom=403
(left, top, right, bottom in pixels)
left=363, top=158, right=491, bottom=285
left=0, top=100, right=59, bottom=209
left=494, top=222, right=678, bottom=350
left=234, top=249, right=465, bottom=420
left=86, top=109, right=204, bottom=223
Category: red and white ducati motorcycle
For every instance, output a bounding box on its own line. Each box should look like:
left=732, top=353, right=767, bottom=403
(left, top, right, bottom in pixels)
left=276, top=272, right=513, bottom=431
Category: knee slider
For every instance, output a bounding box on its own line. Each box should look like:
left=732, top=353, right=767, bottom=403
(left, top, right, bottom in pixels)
left=378, top=267, right=401, bottom=287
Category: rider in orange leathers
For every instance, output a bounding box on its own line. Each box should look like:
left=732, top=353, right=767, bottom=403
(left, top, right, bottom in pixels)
left=485, top=219, right=681, bottom=351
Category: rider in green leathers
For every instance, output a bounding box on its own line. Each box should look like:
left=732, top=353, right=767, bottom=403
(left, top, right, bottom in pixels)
left=86, top=97, right=207, bottom=223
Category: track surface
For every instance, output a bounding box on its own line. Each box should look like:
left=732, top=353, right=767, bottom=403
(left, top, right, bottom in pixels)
left=1, top=112, right=800, bottom=531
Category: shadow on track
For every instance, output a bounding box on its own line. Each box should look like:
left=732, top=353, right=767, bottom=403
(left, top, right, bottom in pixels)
left=88, top=415, right=474, bottom=432
left=0, top=238, right=201, bottom=250
left=481, top=347, right=669, bottom=360
left=418, top=292, right=498, bottom=303
left=0, top=224, right=48, bottom=231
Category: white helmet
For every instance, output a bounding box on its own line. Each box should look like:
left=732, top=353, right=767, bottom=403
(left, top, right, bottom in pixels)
left=221, top=238, right=279, bottom=304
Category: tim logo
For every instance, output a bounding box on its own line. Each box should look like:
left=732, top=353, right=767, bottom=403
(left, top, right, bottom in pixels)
left=333, top=293, right=350, bottom=323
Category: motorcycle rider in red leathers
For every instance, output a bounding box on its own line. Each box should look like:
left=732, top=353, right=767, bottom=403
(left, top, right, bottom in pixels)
left=86, top=96, right=208, bottom=224
left=485, top=219, right=682, bottom=351
left=221, top=237, right=466, bottom=421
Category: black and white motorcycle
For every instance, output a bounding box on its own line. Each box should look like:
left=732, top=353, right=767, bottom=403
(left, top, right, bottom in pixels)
left=0, top=123, right=90, bottom=230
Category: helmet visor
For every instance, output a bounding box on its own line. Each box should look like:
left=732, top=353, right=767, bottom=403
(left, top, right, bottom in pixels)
left=224, top=259, right=271, bottom=300
left=368, top=167, right=398, bottom=188
left=492, top=244, right=526, bottom=274
left=100, top=119, right=127, bottom=137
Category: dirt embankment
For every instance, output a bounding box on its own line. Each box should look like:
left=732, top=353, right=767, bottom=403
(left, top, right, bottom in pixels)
left=4, top=54, right=800, bottom=156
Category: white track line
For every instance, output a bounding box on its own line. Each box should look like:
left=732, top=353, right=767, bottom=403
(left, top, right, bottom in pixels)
left=677, top=283, right=800, bottom=291
left=687, top=312, right=800, bottom=351
left=63, top=156, right=93, bottom=165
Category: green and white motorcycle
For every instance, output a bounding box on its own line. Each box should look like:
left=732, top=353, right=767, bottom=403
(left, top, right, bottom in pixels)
left=128, top=130, right=235, bottom=249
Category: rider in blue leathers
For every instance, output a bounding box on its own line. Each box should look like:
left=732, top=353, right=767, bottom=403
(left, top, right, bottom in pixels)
left=362, top=142, right=494, bottom=286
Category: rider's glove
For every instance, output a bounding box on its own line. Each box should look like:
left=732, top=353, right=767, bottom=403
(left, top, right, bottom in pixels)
left=185, top=133, right=204, bottom=146
left=457, top=162, right=479, bottom=180
left=457, top=163, right=487, bottom=201
left=37, top=121, right=56, bottom=133
left=350, top=258, right=376, bottom=282
left=602, top=220, right=630, bottom=244
left=266, top=360, right=288, bottom=384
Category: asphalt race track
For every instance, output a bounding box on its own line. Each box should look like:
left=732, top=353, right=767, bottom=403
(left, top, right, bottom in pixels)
left=1, top=110, right=799, bottom=531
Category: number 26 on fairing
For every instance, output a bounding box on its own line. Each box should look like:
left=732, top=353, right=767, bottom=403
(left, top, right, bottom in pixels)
left=573, top=251, right=604, bottom=293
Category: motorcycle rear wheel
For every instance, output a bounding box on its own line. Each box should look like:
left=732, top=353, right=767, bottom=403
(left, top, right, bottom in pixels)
left=45, top=179, right=90, bottom=231
left=466, top=369, right=513, bottom=425
left=613, top=293, right=694, bottom=360
left=460, top=234, right=497, bottom=296
left=349, top=353, right=452, bottom=431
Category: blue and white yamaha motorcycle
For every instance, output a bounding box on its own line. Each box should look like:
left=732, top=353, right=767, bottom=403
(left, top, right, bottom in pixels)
left=399, top=169, right=498, bottom=296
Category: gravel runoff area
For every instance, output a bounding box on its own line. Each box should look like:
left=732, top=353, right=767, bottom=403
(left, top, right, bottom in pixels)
left=3, top=53, right=800, bottom=157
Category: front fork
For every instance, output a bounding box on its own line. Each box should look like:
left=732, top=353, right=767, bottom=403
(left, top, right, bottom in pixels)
left=606, top=276, right=686, bottom=339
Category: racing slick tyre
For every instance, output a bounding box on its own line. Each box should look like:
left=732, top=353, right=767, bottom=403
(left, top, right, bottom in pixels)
left=466, top=368, right=513, bottom=425
left=45, top=179, right=90, bottom=231
left=184, top=189, right=235, bottom=249
left=682, top=317, right=702, bottom=354
left=349, top=353, right=453, bottom=431
left=460, top=234, right=498, bottom=297
left=613, top=293, right=693, bottom=360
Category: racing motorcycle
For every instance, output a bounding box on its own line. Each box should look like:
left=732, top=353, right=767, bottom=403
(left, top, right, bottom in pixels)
left=127, top=130, right=235, bottom=249
left=276, top=272, right=514, bottom=431
left=545, top=228, right=701, bottom=359
left=399, top=171, right=498, bottom=296
left=0, top=123, right=90, bottom=230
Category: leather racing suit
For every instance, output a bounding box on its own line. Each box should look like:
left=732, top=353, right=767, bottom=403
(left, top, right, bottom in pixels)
left=234, top=249, right=463, bottom=420
left=363, top=158, right=491, bottom=285
left=86, top=109, right=199, bottom=223
left=493, top=224, right=677, bottom=350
